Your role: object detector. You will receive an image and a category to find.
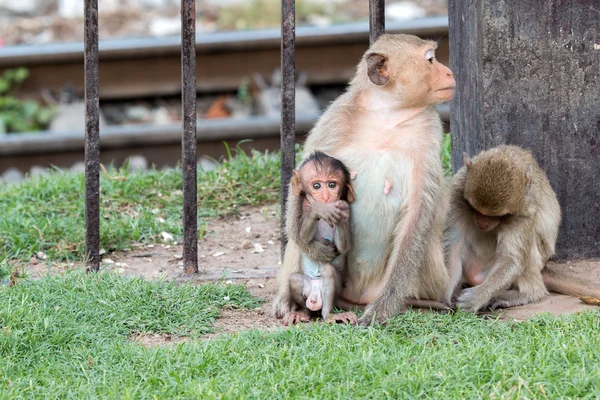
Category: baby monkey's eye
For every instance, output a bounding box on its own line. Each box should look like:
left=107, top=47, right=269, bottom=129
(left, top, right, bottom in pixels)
left=328, top=182, right=337, bottom=189
left=312, top=183, right=321, bottom=190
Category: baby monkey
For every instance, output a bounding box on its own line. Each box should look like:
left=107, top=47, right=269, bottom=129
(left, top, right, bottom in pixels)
left=445, top=145, right=562, bottom=311
left=286, top=151, right=358, bottom=325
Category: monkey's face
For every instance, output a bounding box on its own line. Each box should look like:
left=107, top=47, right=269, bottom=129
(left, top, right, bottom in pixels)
left=401, top=44, right=455, bottom=106
left=302, top=167, right=345, bottom=204
left=472, top=210, right=502, bottom=232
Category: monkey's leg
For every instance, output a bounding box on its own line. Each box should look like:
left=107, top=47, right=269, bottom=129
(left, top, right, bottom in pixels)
left=289, top=273, right=311, bottom=307
left=321, top=263, right=358, bottom=324
left=319, top=263, right=338, bottom=321
left=418, top=229, right=450, bottom=302
left=357, top=167, right=448, bottom=326
left=272, top=241, right=302, bottom=319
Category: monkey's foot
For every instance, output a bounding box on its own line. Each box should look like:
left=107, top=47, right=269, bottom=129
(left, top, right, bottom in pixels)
left=272, top=293, right=295, bottom=319
left=282, top=310, right=311, bottom=326
left=488, top=290, right=541, bottom=310
left=325, top=312, right=358, bottom=325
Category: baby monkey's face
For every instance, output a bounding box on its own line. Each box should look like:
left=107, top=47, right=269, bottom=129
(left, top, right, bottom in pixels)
left=300, top=165, right=345, bottom=204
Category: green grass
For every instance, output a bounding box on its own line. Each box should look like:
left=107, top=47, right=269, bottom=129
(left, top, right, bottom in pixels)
left=0, top=272, right=263, bottom=398
left=0, top=145, right=281, bottom=262
left=1, top=142, right=451, bottom=264
left=1, top=274, right=599, bottom=398
left=441, top=133, right=452, bottom=177
left=1, top=143, right=598, bottom=398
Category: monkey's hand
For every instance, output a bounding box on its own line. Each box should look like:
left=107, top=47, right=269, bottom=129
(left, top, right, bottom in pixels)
left=310, top=201, right=350, bottom=226
left=455, top=287, right=490, bottom=313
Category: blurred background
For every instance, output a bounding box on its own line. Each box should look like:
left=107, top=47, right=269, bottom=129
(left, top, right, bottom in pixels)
left=0, top=0, right=449, bottom=181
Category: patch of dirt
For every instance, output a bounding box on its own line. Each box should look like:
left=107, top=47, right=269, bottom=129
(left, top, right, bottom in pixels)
left=130, top=333, right=190, bottom=347
left=496, top=293, right=599, bottom=321
left=25, top=204, right=282, bottom=281
left=17, top=203, right=600, bottom=340
left=205, top=277, right=283, bottom=338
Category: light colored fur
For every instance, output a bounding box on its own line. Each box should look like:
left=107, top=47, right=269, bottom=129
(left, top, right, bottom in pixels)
left=274, top=34, right=454, bottom=323
left=444, top=146, right=563, bottom=311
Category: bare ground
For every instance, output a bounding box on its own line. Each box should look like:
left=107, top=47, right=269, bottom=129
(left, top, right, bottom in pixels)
left=20, top=203, right=600, bottom=341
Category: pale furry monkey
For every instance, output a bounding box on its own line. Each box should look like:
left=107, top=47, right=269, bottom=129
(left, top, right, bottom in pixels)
left=445, top=145, right=600, bottom=312
left=273, top=34, right=455, bottom=325
left=285, top=152, right=358, bottom=325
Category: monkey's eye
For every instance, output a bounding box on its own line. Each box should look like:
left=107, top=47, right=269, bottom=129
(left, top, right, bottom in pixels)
left=425, top=49, right=435, bottom=64
left=328, top=182, right=337, bottom=189
left=312, top=183, right=321, bottom=190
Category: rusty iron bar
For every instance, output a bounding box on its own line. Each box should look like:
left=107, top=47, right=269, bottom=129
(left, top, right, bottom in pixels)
left=84, top=0, right=100, bottom=272
left=280, top=0, right=296, bottom=258
left=181, top=0, right=198, bottom=273
left=369, top=0, right=385, bottom=45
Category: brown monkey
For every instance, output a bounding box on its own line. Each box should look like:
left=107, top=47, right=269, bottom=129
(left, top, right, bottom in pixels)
left=444, top=145, right=600, bottom=312
left=273, top=34, right=455, bottom=325
left=284, top=152, right=358, bottom=325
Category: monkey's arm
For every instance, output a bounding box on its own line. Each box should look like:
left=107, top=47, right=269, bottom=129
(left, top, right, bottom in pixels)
left=298, top=206, right=319, bottom=245
left=333, top=204, right=351, bottom=255
left=456, top=225, right=529, bottom=312
left=286, top=193, right=338, bottom=263
left=358, top=168, right=442, bottom=325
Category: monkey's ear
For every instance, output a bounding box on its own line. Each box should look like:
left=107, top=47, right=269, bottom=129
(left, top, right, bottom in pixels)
left=463, top=153, right=473, bottom=169
left=365, top=53, right=389, bottom=86
left=346, top=183, right=356, bottom=203
left=291, top=170, right=303, bottom=196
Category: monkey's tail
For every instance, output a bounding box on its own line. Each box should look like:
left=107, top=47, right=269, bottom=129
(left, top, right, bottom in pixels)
left=542, top=270, right=600, bottom=299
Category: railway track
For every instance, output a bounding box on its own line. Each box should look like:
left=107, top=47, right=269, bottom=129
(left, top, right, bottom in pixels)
left=0, top=17, right=450, bottom=175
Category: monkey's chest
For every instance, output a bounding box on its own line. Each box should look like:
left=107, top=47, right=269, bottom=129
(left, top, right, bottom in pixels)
left=342, top=152, right=412, bottom=274
left=462, top=234, right=497, bottom=280
left=351, top=153, right=410, bottom=208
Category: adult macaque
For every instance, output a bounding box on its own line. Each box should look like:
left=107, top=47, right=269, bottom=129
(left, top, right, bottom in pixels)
left=273, top=34, right=455, bottom=325
left=284, top=152, right=358, bottom=325
left=445, top=145, right=600, bottom=312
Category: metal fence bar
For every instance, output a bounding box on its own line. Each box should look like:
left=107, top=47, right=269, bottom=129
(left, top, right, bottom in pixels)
left=84, top=0, right=100, bottom=272
left=369, top=0, right=385, bottom=45
left=181, top=0, right=198, bottom=273
left=280, top=0, right=296, bottom=257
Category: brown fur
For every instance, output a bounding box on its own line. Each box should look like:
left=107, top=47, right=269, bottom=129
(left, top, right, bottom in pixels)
left=273, top=34, right=455, bottom=325
left=445, top=145, right=573, bottom=311
left=285, top=154, right=357, bottom=324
